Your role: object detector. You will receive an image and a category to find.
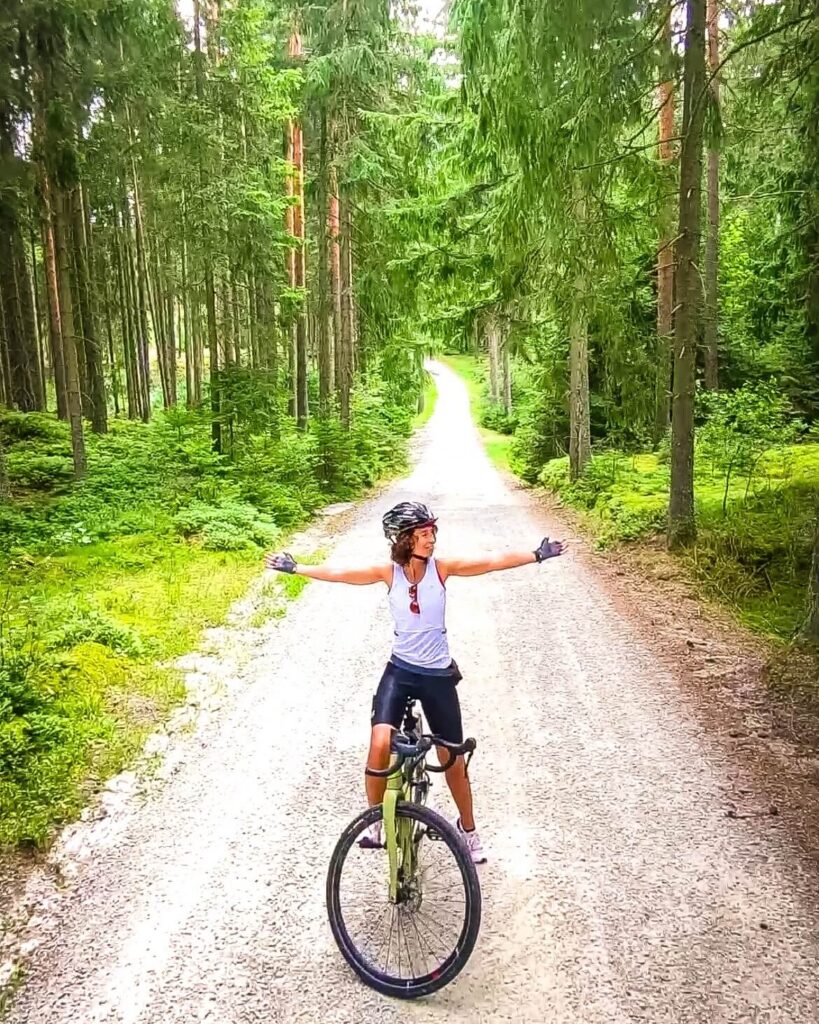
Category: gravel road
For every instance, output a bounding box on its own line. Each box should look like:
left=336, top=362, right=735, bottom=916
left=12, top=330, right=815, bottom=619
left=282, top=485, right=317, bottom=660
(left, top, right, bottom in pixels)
left=6, top=361, right=819, bottom=1024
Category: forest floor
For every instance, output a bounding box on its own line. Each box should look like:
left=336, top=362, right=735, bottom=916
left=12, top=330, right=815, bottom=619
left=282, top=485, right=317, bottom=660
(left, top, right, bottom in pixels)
left=2, top=361, right=819, bottom=1022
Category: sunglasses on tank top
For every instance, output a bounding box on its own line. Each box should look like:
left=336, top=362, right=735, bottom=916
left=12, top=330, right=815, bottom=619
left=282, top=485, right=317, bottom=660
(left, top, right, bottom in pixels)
left=408, top=582, right=420, bottom=614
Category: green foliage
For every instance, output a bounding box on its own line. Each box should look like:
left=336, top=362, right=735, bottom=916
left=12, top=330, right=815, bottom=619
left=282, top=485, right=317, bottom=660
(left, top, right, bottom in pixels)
left=0, top=359, right=416, bottom=846
left=539, top=443, right=819, bottom=638
left=697, top=383, right=805, bottom=513
left=173, top=499, right=280, bottom=551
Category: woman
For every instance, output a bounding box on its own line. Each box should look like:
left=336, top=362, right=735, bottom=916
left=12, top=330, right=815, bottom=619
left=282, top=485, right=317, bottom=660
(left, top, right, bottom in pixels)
left=265, top=500, right=565, bottom=863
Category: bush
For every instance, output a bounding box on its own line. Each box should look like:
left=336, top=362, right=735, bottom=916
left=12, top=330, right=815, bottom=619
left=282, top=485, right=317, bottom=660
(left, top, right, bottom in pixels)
left=47, top=609, right=147, bottom=659
left=0, top=411, right=69, bottom=446
left=7, top=453, right=74, bottom=491
left=480, top=403, right=518, bottom=435
left=173, top=499, right=280, bottom=551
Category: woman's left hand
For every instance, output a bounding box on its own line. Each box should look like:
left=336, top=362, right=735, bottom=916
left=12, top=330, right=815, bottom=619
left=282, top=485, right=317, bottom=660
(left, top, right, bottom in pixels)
left=534, top=538, right=566, bottom=562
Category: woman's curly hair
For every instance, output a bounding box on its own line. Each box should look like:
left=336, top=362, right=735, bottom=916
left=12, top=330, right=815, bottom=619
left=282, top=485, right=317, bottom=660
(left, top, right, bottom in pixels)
left=390, top=525, right=437, bottom=566
left=390, top=532, right=416, bottom=566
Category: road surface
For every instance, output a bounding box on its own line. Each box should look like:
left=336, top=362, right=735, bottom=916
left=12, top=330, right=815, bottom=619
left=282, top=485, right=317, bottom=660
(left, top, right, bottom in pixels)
left=7, top=361, right=819, bottom=1024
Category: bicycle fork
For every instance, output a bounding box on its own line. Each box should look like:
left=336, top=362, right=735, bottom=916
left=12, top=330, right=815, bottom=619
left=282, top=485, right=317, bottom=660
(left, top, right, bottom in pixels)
left=382, top=762, right=413, bottom=904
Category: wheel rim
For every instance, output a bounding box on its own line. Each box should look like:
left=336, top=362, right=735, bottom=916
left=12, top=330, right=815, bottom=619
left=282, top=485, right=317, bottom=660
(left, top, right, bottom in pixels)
left=331, top=808, right=475, bottom=989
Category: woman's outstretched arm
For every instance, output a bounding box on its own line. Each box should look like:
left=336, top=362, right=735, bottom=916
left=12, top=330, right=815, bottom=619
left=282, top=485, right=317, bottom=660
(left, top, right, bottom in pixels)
left=438, top=538, right=565, bottom=580
left=265, top=552, right=392, bottom=586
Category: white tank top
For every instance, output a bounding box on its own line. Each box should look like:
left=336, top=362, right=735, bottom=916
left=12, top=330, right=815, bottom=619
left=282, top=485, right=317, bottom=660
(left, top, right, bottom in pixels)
left=388, top=558, right=451, bottom=670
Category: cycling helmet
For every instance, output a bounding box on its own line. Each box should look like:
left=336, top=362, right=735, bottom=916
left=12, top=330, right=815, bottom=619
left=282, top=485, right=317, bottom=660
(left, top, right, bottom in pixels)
left=382, top=501, right=437, bottom=541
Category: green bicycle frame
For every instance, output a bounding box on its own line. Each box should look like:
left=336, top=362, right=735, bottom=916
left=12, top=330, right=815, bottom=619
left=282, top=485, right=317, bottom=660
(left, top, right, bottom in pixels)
left=382, top=757, right=415, bottom=903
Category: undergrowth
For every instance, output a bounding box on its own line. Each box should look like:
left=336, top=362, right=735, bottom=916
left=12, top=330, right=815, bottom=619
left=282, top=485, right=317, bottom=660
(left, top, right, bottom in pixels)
left=0, top=371, right=418, bottom=848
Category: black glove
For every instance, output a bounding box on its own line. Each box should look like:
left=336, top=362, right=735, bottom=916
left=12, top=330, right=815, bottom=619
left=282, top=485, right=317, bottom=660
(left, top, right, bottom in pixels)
left=265, top=551, right=297, bottom=574
left=533, top=537, right=565, bottom=563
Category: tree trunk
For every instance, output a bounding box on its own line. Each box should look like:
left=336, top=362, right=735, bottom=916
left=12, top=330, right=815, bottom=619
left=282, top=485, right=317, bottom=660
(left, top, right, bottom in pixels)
left=805, top=510, right=819, bottom=642
left=100, top=248, right=120, bottom=417
left=40, top=176, right=67, bottom=419
left=668, top=0, right=707, bottom=550
left=0, top=107, right=44, bottom=413
left=655, top=11, right=676, bottom=443
left=316, top=111, right=333, bottom=412
left=29, top=221, right=47, bottom=410
left=53, top=185, right=87, bottom=478
left=339, top=191, right=355, bottom=428
left=181, top=204, right=196, bottom=407
left=487, top=314, right=500, bottom=403
left=193, top=0, right=221, bottom=451
left=501, top=327, right=512, bottom=416
left=703, top=0, right=720, bottom=391
left=568, top=291, right=591, bottom=480
left=0, top=216, right=42, bottom=413
left=329, top=176, right=343, bottom=408
left=286, top=29, right=308, bottom=429
left=0, top=436, right=9, bottom=501
left=0, top=302, right=10, bottom=407
left=114, top=203, right=138, bottom=419
left=72, top=186, right=107, bottom=431
left=123, top=194, right=150, bottom=421
left=161, top=236, right=178, bottom=406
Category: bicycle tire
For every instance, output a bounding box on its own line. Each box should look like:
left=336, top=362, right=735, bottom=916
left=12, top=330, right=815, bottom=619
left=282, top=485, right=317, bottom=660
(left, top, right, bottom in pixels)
left=326, top=802, right=481, bottom=999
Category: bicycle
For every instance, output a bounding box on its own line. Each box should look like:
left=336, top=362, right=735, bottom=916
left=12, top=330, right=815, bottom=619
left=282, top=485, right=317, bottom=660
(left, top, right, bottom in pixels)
left=326, top=697, right=482, bottom=998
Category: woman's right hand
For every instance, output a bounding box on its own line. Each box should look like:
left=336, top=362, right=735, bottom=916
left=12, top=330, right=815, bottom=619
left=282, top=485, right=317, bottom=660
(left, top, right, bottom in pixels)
left=265, top=552, right=297, bottom=574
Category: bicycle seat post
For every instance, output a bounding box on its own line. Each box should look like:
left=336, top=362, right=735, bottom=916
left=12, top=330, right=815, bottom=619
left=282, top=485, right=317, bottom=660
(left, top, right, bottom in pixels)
left=402, top=697, right=421, bottom=739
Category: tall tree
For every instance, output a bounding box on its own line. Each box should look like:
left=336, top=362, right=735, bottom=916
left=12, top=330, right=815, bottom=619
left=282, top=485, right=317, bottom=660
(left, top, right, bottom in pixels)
left=286, top=27, right=309, bottom=429
left=703, top=0, right=721, bottom=390
left=193, top=0, right=222, bottom=452
left=71, top=186, right=107, bottom=431
left=668, top=0, right=707, bottom=549
left=656, top=11, right=676, bottom=442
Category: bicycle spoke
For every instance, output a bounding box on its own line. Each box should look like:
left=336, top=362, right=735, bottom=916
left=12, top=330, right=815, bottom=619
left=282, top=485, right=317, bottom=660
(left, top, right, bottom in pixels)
left=408, top=909, right=438, bottom=972
left=410, top=910, right=450, bottom=965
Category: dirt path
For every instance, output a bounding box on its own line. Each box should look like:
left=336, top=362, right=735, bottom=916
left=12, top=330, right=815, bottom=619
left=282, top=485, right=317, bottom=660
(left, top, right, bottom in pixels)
left=5, top=362, right=819, bottom=1023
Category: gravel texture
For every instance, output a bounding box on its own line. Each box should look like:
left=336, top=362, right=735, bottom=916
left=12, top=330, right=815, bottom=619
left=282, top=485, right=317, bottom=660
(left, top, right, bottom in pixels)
left=4, top=361, right=819, bottom=1023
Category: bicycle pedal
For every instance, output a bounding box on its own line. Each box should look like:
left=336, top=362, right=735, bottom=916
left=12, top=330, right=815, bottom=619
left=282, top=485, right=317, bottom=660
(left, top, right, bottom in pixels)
left=425, top=826, right=445, bottom=842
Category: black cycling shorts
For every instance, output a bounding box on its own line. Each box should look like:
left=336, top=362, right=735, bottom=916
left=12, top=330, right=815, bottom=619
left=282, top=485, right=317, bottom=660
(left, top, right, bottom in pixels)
left=371, top=661, right=463, bottom=743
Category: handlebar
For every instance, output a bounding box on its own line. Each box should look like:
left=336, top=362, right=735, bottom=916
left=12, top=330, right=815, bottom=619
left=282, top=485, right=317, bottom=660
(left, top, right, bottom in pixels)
left=365, top=734, right=477, bottom=778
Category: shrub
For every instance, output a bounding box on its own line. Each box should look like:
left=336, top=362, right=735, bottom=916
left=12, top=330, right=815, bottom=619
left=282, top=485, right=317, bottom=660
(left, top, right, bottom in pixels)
left=7, top=453, right=74, bottom=491
left=173, top=499, right=279, bottom=551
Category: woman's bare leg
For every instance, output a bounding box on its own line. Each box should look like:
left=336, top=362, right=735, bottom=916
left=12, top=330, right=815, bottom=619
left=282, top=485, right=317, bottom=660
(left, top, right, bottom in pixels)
left=438, top=748, right=475, bottom=831
left=364, top=724, right=394, bottom=805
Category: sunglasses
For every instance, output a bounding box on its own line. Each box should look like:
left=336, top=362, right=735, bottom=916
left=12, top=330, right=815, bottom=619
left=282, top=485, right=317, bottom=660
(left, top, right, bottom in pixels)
left=408, top=582, right=420, bottom=614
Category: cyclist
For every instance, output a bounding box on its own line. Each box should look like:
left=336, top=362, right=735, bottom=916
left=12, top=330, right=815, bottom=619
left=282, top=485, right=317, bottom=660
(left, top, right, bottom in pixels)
left=265, top=500, right=565, bottom=863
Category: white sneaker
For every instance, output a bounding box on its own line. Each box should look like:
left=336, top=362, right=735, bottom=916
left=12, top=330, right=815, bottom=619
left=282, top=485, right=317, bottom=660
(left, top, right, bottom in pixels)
left=455, top=819, right=487, bottom=864
left=358, top=820, right=382, bottom=849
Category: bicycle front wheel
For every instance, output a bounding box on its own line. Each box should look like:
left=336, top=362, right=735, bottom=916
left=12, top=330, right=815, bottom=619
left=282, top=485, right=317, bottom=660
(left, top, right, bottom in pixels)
left=326, top=802, right=481, bottom=999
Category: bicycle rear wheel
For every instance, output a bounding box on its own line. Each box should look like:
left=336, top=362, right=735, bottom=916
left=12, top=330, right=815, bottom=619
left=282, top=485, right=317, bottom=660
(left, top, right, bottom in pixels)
left=326, top=802, right=481, bottom=999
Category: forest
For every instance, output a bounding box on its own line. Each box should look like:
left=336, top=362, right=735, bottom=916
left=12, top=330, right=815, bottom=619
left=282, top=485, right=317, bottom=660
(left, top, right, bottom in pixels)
left=0, top=0, right=817, bottom=846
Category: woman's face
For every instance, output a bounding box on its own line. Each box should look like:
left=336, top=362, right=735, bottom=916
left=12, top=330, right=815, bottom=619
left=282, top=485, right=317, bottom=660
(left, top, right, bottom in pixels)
left=411, top=525, right=437, bottom=558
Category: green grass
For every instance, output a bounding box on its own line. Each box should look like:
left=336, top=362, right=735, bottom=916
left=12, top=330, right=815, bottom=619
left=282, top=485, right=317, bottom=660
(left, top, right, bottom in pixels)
left=440, top=354, right=514, bottom=471
left=0, top=536, right=262, bottom=846
left=539, top=446, right=818, bottom=640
